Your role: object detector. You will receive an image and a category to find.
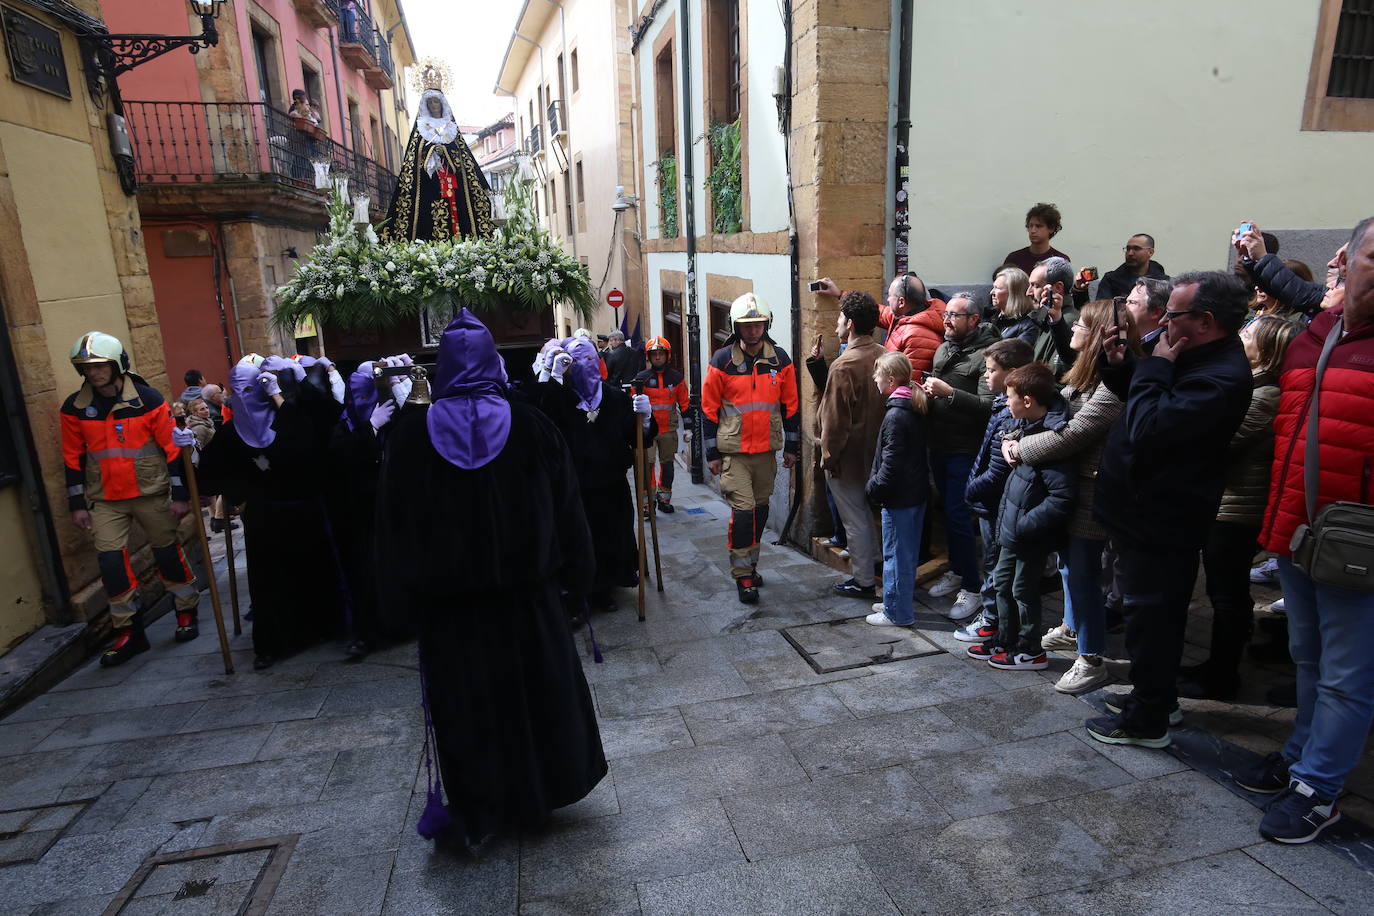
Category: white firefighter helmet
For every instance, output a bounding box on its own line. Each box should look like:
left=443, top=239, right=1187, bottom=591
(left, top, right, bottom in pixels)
left=69, top=331, right=129, bottom=373
left=729, top=293, right=772, bottom=332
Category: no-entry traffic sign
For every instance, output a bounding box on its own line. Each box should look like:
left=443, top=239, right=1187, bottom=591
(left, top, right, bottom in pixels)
left=606, top=288, right=625, bottom=308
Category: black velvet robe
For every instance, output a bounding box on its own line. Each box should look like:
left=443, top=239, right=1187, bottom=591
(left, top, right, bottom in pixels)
left=376, top=399, right=606, bottom=843
left=527, top=380, right=655, bottom=597
left=195, top=386, right=342, bottom=660
left=381, top=124, right=493, bottom=243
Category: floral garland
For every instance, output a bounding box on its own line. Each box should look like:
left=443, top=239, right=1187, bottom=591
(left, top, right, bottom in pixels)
left=272, top=181, right=595, bottom=333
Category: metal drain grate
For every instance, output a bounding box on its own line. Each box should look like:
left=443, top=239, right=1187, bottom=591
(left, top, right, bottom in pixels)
left=781, top=617, right=945, bottom=673
left=103, top=835, right=298, bottom=916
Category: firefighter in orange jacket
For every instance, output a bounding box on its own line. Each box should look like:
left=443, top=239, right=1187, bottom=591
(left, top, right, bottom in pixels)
left=633, top=337, right=690, bottom=514
left=60, top=332, right=198, bottom=667
left=701, top=294, right=801, bottom=604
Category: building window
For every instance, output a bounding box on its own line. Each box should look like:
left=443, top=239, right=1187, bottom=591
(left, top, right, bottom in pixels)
left=563, top=168, right=574, bottom=235
left=570, top=48, right=580, bottom=94
left=654, top=34, right=678, bottom=238
left=301, top=62, right=326, bottom=128
left=575, top=159, right=585, bottom=203
left=705, top=0, right=741, bottom=123
left=709, top=298, right=733, bottom=351
left=662, top=289, right=684, bottom=373
left=251, top=25, right=280, bottom=106
left=1304, top=0, right=1374, bottom=130
left=347, top=98, right=362, bottom=152
left=369, top=116, right=381, bottom=160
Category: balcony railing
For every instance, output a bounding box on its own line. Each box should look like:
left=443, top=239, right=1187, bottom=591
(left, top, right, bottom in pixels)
left=338, top=2, right=378, bottom=70
left=524, top=124, right=543, bottom=155
left=124, top=100, right=395, bottom=214
left=547, top=100, right=566, bottom=137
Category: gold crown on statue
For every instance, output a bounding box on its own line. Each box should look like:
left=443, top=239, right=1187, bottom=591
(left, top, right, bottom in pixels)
left=409, top=58, right=451, bottom=95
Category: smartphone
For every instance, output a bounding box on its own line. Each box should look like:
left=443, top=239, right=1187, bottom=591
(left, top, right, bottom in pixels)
left=808, top=280, right=824, bottom=293
left=1112, top=296, right=1128, bottom=342
left=1237, top=221, right=1254, bottom=237
left=1080, top=266, right=1098, bottom=283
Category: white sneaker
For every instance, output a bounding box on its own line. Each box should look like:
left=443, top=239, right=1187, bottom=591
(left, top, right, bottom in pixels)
left=1054, top=657, right=1111, bottom=694
left=954, top=617, right=997, bottom=643
left=866, top=610, right=907, bottom=627
left=1269, top=597, right=1286, bottom=614
left=1041, top=624, right=1077, bottom=651
left=1250, top=557, right=1280, bottom=585
left=837, top=548, right=850, bottom=559
left=927, top=571, right=962, bottom=598
left=944, top=589, right=981, bottom=620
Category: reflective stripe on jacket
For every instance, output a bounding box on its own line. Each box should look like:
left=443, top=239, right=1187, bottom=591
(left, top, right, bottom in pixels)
left=60, top=375, right=186, bottom=509
left=701, top=341, right=800, bottom=459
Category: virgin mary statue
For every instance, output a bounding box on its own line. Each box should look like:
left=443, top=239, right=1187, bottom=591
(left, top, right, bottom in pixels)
left=383, top=67, right=493, bottom=243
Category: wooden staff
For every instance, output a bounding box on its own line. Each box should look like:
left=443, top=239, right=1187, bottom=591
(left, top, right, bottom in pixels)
left=644, top=438, right=664, bottom=594
left=182, top=450, right=233, bottom=675
left=632, top=412, right=649, bottom=622
left=222, top=504, right=241, bottom=636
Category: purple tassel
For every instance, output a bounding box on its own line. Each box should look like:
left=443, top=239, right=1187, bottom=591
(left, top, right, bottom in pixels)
left=416, top=661, right=454, bottom=841
left=583, top=609, right=604, bottom=664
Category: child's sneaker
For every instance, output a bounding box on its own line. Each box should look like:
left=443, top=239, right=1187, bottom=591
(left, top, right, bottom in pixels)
left=954, top=618, right=998, bottom=643
left=965, top=641, right=1000, bottom=661
left=1054, top=656, right=1110, bottom=694
left=1041, top=623, right=1077, bottom=651
left=987, top=650, right=1049, bottom=671
left=945, top=589, right=981, bottom=620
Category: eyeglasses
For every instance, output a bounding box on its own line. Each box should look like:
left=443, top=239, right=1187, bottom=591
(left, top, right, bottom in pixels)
left=943, top=311, right=978, bottom=321
left=1124, top=245, right=1150, bottom=253
left=1162, top=309, right=1209, bottom=322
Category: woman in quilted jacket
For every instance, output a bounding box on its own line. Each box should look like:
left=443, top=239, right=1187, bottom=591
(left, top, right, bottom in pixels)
left=1179, top=315, right=1300, bottom=701
left=1007, top=299, right=1142, bottom=695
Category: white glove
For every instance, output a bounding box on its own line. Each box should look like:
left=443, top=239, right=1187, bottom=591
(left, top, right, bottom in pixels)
left=172, top=427, right=197, bottom=448
left=257, top=372, right=282, bottom=397
left=387, top=353, right=414, bottom=366
left=532, top=350, right=548, bottom=376
left=551, top=353, right=573, bottom=381
left=327, top=367, right=345, bottom=404
left=369, top=398, right=397, bottom=432
left=633, top=394, right=652, bottom=417
left=261, top=356, right=305, bottom=381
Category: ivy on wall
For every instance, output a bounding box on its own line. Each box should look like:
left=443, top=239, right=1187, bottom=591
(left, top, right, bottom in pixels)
left=704, top=119, right=741, bottom=235
left=656, top=154, right=679, bottom=238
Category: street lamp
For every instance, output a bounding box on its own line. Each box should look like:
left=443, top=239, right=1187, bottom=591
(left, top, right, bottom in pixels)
left=78, top=0, right=225, bottom=82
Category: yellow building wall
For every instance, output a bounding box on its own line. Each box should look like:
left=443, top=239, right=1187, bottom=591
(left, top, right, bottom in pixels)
left=906, top=0, right=1374, bottom=283
left=0, top=487, right=46, bottom=650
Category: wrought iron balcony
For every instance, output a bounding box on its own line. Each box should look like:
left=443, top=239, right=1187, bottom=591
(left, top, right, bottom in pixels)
left=524, top=124, right=543, bottom=155
left=123, top=100, right=395, bottom=215
left=338, top=1, right=378, bottom=71
left=547, top=100, right=567, bottom=137
left=363, top=27, right=393, bottom=90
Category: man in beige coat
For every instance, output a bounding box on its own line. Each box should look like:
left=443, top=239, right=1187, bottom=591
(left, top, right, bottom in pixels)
left=818, top=291, right=888, bottom=599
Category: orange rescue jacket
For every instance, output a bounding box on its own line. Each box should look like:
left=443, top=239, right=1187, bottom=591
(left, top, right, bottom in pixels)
left=701, top=340, right=801, bottom=459
left=60, top=374, right=186, bottom=510
left=634, top=365, right=689, bottom=434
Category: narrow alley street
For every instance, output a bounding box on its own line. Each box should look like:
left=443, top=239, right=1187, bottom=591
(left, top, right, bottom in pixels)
left=1, top=479, right=1372, bottom=915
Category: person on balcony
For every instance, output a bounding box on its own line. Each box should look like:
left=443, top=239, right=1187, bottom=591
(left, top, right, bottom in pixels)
left=383, top=87, right=493, bottom=243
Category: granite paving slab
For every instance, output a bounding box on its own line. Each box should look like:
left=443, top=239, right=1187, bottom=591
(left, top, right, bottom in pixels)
left=1243, top=841, right=1374, bottom=914
left=196, top=789, right=411, bottom=857
left=1066, top=718, right=1193, bottom=781
left=782, top=706, right=980, bottom=778
left=517, top=800, right=745, bottom=900
left=592, top=666, right=753, bottom=718
left=637, top=844, right=899, bottom=916
left=266, top=851, right=397, bottom=916
left=731, top=650, right=874, bottom=694
left=857, top=802, right=1130, bottom=915
left=117, top=752, right=337, bottom=826
left=936, top=682, right=1091, bottom=745
left=0, top=746, right=106, bottom=810
left=316, top=677, right=419, bottom=717
left=610, top=734, right=808, bottom=811
left=1002, top=850, right=1329, bottom=915
left=254, top=708, right=421, bottom=760
left=722, top=765, right=950, bottom=861
left=77, top=725, right=274, bottom=783
left=320, top=744, right=423, bottom=800
left=176, top=688, right=329, bottom=732
left=781, top=616, right=943, bottom=673
left=0, top=717, right=67, bottom=756
left=0, top=824, right=176, bottom=911
left=906, top=731, right=1136, bottom=820
left=680, top=684, right=855, bottom=746
left=826, top=651, right=1009, bottom=718
left=596, top=708, right=695, bottom=760
left=65, top=777, right=152, bottom=836
left=1062, top=770, right=1272, bottom=872
left=31, top=701, right=205, bottom=752
left=518, top=884, right=643, bottom=916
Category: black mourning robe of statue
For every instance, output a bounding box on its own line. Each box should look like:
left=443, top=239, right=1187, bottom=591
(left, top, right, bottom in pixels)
left=382, top=90, right=494, bottom=243
left=196, top=386, right=341, bottom=660
left=527, top=381, right=655, bottom=600
left=375, top=399, right=606, bottom=842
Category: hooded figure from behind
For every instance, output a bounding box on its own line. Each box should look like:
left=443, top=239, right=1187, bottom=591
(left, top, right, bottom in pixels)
left=376, top=309, right=606, bottom=847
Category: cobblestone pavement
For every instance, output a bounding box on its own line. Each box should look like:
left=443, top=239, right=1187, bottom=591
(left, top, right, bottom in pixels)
left=2, top=478, right=1373, bottom=914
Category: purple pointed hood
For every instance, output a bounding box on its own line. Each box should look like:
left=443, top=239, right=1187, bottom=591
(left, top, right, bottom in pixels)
left=230, top=363, right=277, bottom=448
left=345, top=361, right=378, bottom=432
left=427, top=309, right=511, bottom=469
left=562, top=336, right=603, bottom=411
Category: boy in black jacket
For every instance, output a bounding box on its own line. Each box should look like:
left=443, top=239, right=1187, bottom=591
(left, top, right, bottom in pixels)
left=970, top=362, right=1077, bottom=670
left=960, top=338, right=1034, bottom=644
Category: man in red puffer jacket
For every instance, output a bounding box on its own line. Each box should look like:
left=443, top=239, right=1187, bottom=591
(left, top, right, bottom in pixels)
left=816, top=273, right=947, bottom=374
left=1239, top=216, right=1374, bottom=845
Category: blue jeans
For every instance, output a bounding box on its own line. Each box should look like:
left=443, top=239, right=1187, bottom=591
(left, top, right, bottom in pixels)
left=932, top=451, right=979, bottom=590
left=977, top=516, right=999, bottom=625
left=881, top=505, right=926, bottom=625
left=1059, top=536, right=1106, bottom=657
left=1279, top=557, right=1374, bottom=799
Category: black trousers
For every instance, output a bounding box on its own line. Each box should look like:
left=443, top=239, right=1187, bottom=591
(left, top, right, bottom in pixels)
left=1118, top=543, right=1201, bottom=734
left=1200, top=521, right=1261, bottom=678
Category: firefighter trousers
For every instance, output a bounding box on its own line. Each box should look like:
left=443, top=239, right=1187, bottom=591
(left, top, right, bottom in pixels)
left=718, top=451, right=777, bottom=579
left=90, top=494, right=198, bottom=627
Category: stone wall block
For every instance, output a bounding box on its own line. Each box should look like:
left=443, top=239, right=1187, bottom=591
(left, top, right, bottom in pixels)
left=814, top=26, right=889, bottom=87
left=12, top=323, right=55, bottom=394
left=120, top=275, right=159, bottom=328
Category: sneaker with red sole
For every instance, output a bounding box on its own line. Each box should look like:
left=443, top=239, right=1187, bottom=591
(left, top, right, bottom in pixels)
left=954, top=620, right=999, bottom=643
left=988, top=650, right=1049, bottom=670
left=965, top=642, right=1001, bottom=661
left=100, top=624, right=150, bottom=667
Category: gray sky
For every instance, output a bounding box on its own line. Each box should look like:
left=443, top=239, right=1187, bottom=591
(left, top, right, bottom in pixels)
left=401, top=0, right=520, bottom=128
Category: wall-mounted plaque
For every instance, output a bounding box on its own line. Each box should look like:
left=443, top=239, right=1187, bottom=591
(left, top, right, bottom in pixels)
left=2, top=6, right=71, bottom=100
